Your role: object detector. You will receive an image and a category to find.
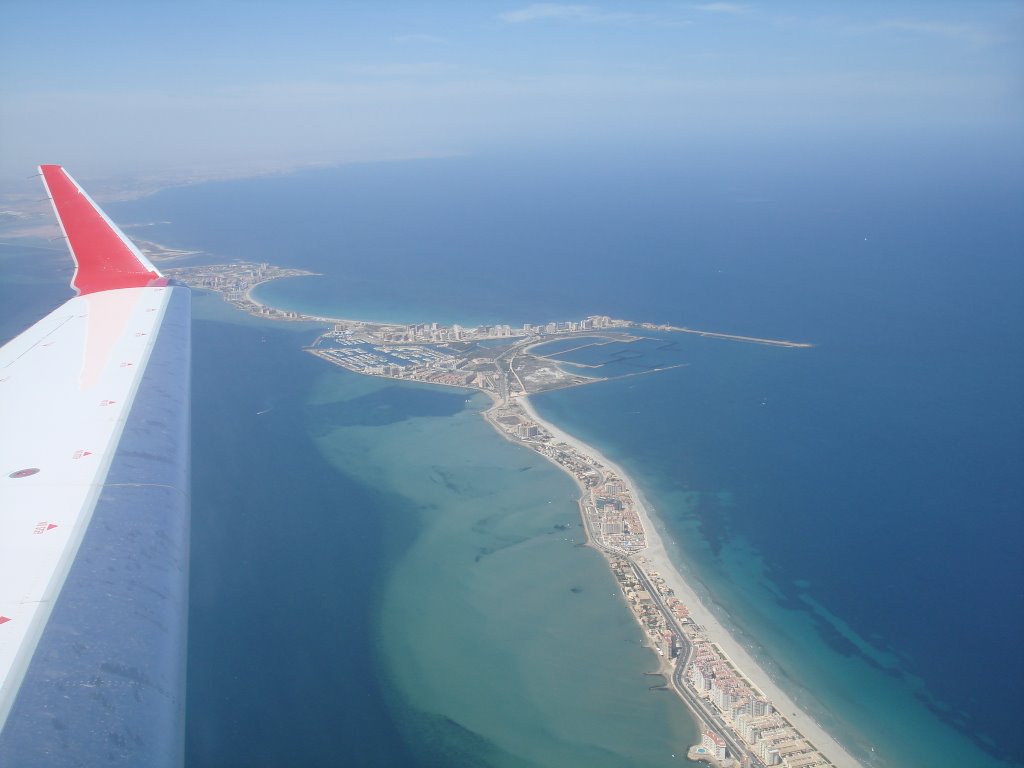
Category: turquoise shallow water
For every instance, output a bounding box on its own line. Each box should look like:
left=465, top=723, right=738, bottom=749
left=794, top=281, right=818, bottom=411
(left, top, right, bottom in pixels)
left=307, top=373, right=697, bottom=767
left=180, top=283, right=702, bottom=766
left=185, top=295, right=703, bottom=767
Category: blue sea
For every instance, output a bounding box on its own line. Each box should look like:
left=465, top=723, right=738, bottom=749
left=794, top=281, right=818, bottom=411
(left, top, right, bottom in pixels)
left=4, top=137, right=1020, bottom=767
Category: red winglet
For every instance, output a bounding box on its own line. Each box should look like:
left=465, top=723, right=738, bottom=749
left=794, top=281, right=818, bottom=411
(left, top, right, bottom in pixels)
left=39, top=165, right=162, bottom=295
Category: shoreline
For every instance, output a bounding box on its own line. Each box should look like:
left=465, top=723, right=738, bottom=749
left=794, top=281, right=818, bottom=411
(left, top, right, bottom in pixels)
left=509, top=394, right=864, bottom=768
left=169, top=261, right=860, bottom=766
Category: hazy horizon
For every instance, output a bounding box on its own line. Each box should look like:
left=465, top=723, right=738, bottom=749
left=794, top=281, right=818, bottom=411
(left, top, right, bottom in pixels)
left=1, top=1, right=1021, bottom=194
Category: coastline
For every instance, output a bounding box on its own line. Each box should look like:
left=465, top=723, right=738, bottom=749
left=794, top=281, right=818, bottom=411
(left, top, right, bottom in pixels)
left=511, top=394, right=864, bottom=768
left=171, top=261, right=862, bottom=766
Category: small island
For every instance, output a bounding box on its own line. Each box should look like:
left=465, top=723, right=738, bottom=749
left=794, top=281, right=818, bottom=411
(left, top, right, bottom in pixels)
left=166, top=261, right=859, bottom=768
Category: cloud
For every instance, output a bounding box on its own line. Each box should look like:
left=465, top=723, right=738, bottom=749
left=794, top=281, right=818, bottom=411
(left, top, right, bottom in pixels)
left=499, top=4, right=594, bottom=23
left=869, top=18, right=1001, bottom=46
left=692, top=3, right=747, bottom=14
left=497, top=4, right=662, bottom=25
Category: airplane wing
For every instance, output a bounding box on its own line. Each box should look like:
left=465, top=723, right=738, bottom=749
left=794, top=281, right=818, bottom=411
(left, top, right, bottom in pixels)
left=0, top=166, right=190, bottom=766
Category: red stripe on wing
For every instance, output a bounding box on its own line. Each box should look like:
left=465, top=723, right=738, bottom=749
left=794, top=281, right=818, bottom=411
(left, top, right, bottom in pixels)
left=39, top=165, right=162, bottom=295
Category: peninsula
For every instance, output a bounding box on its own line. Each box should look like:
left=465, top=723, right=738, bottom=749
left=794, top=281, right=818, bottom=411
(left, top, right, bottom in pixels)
left=167, top=262, right=861, bottom=768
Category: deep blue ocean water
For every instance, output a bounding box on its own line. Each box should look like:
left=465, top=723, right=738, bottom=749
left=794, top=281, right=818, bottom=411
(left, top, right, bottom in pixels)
left=55, top=139, right=1024, bottom=766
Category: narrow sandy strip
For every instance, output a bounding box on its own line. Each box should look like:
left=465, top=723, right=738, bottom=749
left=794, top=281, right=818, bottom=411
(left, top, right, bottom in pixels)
left=515, top=395, right=864, bottom=768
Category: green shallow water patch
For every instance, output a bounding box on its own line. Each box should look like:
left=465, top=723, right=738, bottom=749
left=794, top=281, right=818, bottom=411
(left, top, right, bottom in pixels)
left=307, top=373, right=698, bottom=768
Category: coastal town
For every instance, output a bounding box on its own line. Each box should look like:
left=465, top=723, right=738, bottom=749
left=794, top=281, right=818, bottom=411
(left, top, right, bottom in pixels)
left=166, top=261, right=843, bottom=768
left=486, top=399, right=838, bottom=768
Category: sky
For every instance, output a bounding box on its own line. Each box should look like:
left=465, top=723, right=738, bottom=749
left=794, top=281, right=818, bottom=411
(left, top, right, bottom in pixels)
left=0, top=1, right=1022, bottom=188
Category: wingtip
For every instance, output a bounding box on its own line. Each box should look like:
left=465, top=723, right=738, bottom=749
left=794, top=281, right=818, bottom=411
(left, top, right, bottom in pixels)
left=38, top=166, right=163, bottom=294
left=38, top=165, right=66, bottom=187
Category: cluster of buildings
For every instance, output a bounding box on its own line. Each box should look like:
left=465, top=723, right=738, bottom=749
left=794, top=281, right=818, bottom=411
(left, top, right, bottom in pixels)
left=164, top=263, right=629, bottom=343
left=535, top=441, right=603, bottom=486
left=609, top=559, right=685, bottom=659
left=169, top=263, right=631, bottom=396
left=489, top=405, right=650, bottom=554
left=311, top=343, right=482, bottom=389
left=165, top=261, right=313, bottom=305
left=379, top=322, right=519, bottom=343
left=304, top=313, right=631, bottom=396
left=357, top=315, right=623, bottom=345
left=699, top=729, right=729, bottom=762
left=515, top=422, right=541, bottom=439
left=688, top=643, right=832, bottom=767
left=689, top=643, right=773, bottom=719
left=585, top=479, right=648, bottom=552
left=534, top=316, right=621, bottom=334
left=487, top=402, right=609, bottom=482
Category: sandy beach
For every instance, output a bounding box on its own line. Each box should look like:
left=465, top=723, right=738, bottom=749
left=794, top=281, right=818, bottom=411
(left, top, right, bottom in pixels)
left=514, top=394, right=864, bottom=768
